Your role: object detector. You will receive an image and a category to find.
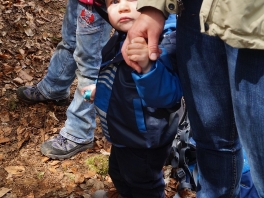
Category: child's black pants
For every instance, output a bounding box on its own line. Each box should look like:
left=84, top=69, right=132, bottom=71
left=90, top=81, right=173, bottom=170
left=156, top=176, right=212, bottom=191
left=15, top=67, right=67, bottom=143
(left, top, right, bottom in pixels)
left=108, top=144, right=171, bottom=198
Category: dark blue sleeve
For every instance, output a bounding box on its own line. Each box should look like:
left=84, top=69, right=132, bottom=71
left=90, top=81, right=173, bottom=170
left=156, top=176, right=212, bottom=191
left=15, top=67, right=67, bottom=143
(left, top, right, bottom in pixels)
left=131, top=47, right=182, bottom=108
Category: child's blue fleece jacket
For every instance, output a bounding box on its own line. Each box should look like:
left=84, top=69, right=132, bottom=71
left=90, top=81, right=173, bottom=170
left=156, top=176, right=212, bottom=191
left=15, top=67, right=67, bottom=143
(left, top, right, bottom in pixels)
left=94, top=15, right=182, bottom=148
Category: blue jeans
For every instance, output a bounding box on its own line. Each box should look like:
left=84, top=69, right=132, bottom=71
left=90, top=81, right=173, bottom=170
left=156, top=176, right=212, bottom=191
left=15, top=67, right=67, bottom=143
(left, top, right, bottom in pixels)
left=176, top=0, right=264, bottom=197
left=37, top=0, right=112, bottom=144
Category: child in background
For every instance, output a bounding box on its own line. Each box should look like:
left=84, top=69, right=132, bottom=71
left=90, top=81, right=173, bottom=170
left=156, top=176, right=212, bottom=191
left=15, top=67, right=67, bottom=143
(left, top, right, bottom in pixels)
left=82, top=0, right=180, bottom=197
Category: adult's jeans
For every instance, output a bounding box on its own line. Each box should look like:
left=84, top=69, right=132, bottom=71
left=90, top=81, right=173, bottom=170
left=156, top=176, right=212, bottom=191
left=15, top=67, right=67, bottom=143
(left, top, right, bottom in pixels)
left=37, top=0, right=112, bottom=144
left=176, top=0, right=264, bottom=197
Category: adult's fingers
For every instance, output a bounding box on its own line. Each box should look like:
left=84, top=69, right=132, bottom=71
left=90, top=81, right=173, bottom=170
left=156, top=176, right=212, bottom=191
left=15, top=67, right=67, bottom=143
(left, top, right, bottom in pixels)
left=148, top=31, right=162, bottom=61
left=122, top=38, right=131, bottom=66
left=121, top=7, right=165, bottom=71
left=140, top=9, right=165, bottom=61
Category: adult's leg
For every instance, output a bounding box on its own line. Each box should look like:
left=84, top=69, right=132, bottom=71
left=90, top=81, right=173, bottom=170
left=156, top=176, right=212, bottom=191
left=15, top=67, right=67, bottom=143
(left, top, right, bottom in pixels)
left=176, top=0, right=243, bottom=197
left=227, top=45, right=264, bottom=197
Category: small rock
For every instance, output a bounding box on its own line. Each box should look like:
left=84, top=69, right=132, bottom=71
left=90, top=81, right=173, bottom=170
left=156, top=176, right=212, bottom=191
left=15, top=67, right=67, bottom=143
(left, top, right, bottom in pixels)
left=79, top=184, right=88, bottom=190
left=93, top=180, right=104, bottom=190
left=82, top=194, right=91, bottom=198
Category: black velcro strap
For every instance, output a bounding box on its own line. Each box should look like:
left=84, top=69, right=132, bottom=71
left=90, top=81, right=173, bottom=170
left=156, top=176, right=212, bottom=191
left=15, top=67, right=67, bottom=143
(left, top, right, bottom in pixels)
left=176, top=168, right=186, bottom=180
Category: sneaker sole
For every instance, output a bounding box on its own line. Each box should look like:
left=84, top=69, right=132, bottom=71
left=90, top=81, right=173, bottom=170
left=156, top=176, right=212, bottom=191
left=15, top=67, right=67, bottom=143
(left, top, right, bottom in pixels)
left=40, top=142, right=94, bottom=160
left=18, top=97, right=70, bottom=106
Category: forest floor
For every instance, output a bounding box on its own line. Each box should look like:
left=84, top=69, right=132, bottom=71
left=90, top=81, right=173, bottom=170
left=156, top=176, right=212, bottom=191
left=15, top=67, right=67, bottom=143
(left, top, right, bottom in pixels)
left=0, top=0, right=196, bottom=197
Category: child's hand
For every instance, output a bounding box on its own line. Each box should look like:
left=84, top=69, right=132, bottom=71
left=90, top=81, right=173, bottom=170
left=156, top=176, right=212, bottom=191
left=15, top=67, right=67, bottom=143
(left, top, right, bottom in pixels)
left=126, top=37, right=153, bottom=74
left=81, top=84, right=96, bottom=103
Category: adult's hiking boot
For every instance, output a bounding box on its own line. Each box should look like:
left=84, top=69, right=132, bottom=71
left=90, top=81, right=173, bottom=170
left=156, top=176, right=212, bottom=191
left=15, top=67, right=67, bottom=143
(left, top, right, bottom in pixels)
left=91, top=189, right=126, bottom=198
left=40, top=134, right=94, bottom=160
left=16, top=86, right=70, bottom=106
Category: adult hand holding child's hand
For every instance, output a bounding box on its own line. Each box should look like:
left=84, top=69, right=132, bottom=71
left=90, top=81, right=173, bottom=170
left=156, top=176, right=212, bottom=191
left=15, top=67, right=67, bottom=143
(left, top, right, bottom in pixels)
left=127, top=37, right=154, bottom=74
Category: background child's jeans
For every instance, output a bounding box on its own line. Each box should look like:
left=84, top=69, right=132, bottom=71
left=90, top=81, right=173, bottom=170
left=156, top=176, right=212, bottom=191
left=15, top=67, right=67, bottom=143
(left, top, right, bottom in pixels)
left=37, top=0, right=112, bottom=144
left=176, top=0, right=264, bottom=197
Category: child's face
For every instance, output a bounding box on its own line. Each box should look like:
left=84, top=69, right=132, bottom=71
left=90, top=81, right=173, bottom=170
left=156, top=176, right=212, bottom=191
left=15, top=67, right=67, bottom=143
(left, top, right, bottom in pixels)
left=106, top=0, right=140, bottom=32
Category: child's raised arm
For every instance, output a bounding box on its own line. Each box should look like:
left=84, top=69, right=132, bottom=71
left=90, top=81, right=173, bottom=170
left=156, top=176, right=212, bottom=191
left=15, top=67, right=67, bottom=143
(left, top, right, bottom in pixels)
left=126, top=37, right=159, bottom=74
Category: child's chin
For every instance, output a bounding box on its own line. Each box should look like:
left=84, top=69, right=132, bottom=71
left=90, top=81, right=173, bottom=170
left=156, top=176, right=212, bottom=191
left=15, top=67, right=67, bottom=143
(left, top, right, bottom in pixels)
left=119, top=26, right=133, bottom=32
left=116, top=22, right=133, bottom=32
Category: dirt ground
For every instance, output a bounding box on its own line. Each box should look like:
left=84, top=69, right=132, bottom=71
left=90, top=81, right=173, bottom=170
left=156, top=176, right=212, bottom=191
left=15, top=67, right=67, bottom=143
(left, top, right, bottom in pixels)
left=0, top=0, right=196, bottom=197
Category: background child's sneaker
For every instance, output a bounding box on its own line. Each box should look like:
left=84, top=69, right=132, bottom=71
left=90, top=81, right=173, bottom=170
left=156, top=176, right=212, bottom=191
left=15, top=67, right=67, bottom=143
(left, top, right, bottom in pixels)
left=40, top=134, right=94, bottom=160
left=16, top=86, right=70, bottom=106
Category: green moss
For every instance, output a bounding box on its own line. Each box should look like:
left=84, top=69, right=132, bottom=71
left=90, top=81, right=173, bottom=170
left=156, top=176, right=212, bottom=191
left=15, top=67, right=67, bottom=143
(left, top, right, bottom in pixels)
left=64, top=172, right=75, bottom=181
left=59, top=7, right=66, bottom=13
left=85, top=155, right=109, bottom=176
left=8, top=97, right=17, bottom=111
left=36, top=171, right=45, bottom=179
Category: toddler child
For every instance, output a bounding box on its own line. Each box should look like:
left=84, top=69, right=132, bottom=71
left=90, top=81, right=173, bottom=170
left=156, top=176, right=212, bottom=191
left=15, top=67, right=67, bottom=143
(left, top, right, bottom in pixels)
left=83, top=1, right=181, bottom=197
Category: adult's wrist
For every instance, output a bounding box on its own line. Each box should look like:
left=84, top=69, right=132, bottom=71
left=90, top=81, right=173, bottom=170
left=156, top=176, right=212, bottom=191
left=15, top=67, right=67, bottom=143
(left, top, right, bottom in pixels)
left=137, top=0, right=169, bottom=18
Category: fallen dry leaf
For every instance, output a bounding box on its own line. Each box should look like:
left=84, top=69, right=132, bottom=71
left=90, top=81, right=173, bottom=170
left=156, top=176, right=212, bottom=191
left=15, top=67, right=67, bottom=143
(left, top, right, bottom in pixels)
left=14, top=66, right=22, bottom=73
left=100, top=149, right=110, bottom=156
left=16, top=126, right=26, bottom=135
left=16, top=138, right=29, bottom=149
left=66, top=182, right=77, bottom=194
left=48, top=167, right=58, bottom=173
left=0, top=154, right=4, bottom=161
left=26, top=12, right=34, bottom=21
left=24, top=27, right=34, bottom=37
left=19, top=49, right=25, bottom=56
left=26, top=192, right=35, bottom=198
left=1, top=126, right=12, bottom=136
left=28, top=2, right=36, bottom=8
left=61, top=160, right=73, bottom=169
left=49, top=160, right=60, bottom=166
left=36, top=19, right=45, bottom=25
left=4, top=166, right=25, bottom=176
left=74, top=173, right=84, bottom=184
left=48, top=111, right=59, bottom=122
left=13, top=77, right=24, bottom=84
left=41, top=156, right=50, bottom=163
left=1, top=31, right=7, bottom=36
left=0, top=54, right=12, bottom=59
left=0, top=137, right=10, bottom=144
left=4, top=84, right=12, bottom=89
left=0, top=111, right=10, bottom=122
left=18, top=70, right=33, bottom=82
left=2, top=64, right=13, bottom=75
left=0, top=187, right=12, bottom=197
left=83, top=170, right=96, bottom=179
left=42, top=32, right=48, bottom=40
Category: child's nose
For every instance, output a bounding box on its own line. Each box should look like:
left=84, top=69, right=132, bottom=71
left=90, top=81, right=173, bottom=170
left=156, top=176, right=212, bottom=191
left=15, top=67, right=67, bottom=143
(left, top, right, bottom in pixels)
left=118, top=1, right=130, bottom=13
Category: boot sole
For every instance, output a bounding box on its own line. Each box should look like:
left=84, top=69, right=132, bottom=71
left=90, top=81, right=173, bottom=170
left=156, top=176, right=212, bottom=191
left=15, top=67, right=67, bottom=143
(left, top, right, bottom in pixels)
left=40, top=142, right=94, bottom=160
left=18, top=96, right=70, bottom=106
